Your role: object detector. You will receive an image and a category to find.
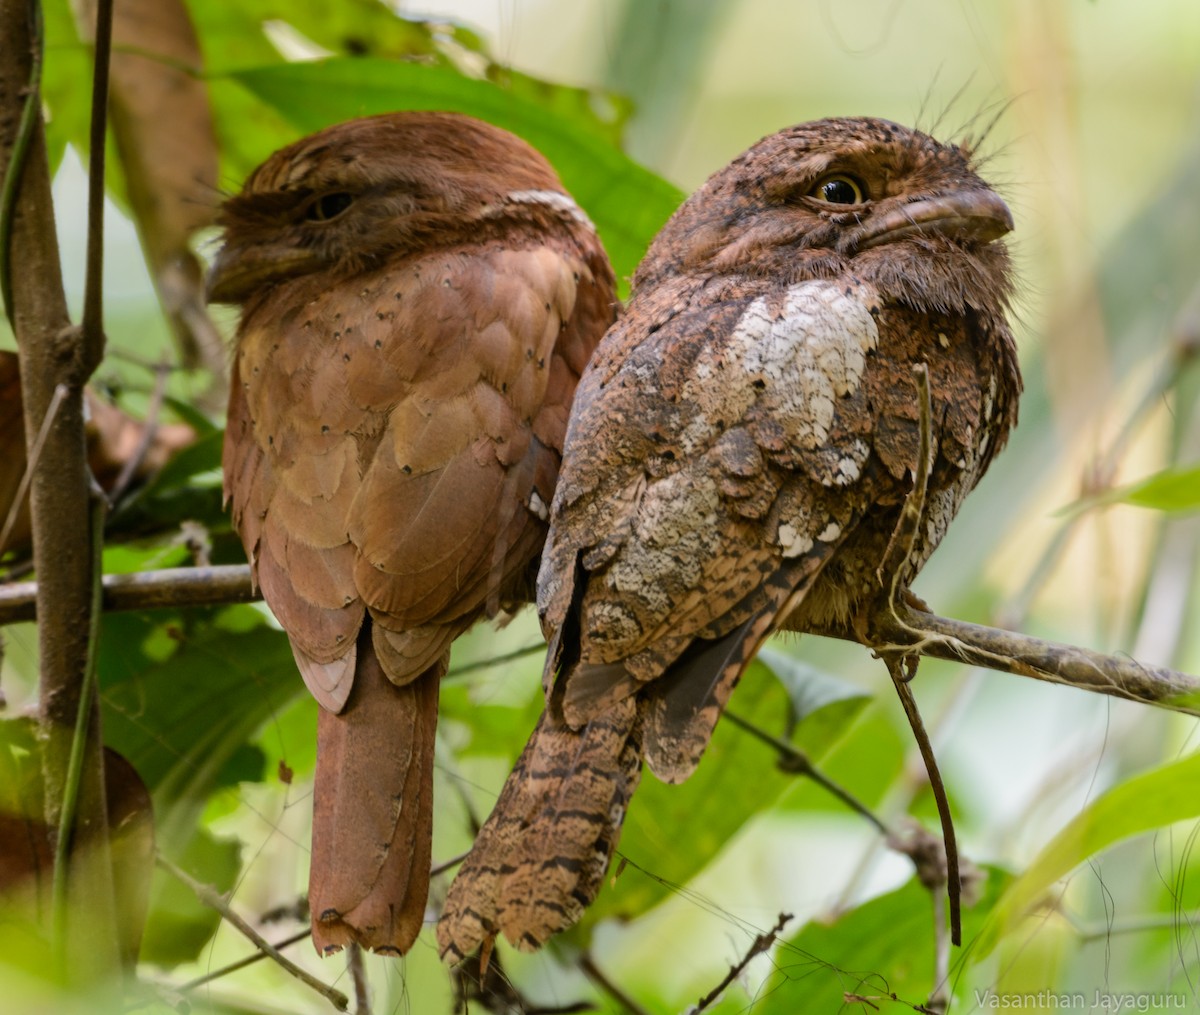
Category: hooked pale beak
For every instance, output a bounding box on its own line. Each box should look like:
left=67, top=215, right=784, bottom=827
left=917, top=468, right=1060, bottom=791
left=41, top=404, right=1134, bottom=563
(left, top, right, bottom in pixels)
left=850, top=188, right=1013, bottom=252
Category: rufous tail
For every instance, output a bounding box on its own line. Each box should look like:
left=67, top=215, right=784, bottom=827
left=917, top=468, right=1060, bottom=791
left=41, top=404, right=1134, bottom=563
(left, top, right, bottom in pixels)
left=309, top=630, right=440, bottom=955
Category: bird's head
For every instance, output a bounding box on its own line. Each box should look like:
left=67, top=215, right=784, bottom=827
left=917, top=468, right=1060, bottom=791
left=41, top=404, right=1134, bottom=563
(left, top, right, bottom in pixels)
left=208, top=111, right=589, bottom=305
left=636, top=117, right=1014, bottom=317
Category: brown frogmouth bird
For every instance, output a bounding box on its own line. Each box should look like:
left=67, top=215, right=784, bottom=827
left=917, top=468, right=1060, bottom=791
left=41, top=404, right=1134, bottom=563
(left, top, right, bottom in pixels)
left=438, top=116, right=1020, bottom=959
left=210, top=112, right=616, bottom=955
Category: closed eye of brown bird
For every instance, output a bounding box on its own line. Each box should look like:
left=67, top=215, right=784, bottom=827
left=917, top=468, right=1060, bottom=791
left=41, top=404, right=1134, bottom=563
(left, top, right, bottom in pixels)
left=211, top=111, right=616, bottom=955
left=438, top=117, right=1021, bottom=959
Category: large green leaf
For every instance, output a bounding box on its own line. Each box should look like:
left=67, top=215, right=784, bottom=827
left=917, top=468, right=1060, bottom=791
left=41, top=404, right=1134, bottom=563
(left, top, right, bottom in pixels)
left=974, top=749, right=1200, bottom=959
left=99, top=605, right=299, bottom=821
left=97, top=605, right=303, bottom=965
left=222, top=58, right=683, bottom=287
left=757, top=868, right=1011, bottom=1013
left=573, top=664, right=832, bottom=937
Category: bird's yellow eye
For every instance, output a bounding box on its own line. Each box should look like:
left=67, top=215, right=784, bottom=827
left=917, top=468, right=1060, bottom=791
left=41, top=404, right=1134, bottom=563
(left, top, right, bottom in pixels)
left=306, top=192, right=354, bottom=221
left=809, top=175, right=866, bottom=205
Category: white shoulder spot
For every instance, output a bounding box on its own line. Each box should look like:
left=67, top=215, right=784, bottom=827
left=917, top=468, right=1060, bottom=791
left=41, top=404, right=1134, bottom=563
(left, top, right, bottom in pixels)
left=679, top=279, right=881, bottom=454
left=502, top=189, right=596, bottom=230
left=528, top=490, right=550, bottom=521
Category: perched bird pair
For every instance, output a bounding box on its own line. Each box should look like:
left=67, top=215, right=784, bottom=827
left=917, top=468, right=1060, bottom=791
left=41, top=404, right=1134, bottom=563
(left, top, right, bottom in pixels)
left=211, top=110, right=1019, bottom=958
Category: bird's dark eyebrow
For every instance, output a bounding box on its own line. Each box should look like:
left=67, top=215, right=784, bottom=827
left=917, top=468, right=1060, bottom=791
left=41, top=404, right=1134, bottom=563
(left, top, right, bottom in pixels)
left=222, top=187, right=317, bottom=223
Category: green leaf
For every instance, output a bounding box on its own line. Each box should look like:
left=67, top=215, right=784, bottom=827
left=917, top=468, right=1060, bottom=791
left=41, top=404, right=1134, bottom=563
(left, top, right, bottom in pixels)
left=140, top=828, right=241, bottom=968
left=974, top=749, right=1200, bottom=959
left=107, top=429, right=227, bottom=537
left=99, top=607, right=299, bottom=813
left=98, top=606, right=303, bottom=964
left=222, top=58, right=683, bottom=287
left=485, top=64, right=633, bottom=148
left=1108, top=462, right=1200, bottom=513
left=758, top=867, right=1011, bottom=1013
left=757, top=645, right=872, bottom=721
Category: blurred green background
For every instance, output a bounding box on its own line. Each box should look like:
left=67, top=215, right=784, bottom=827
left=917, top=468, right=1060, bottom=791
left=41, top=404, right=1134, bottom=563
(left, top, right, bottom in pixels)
left=3, top=1, right=1200, bottom=1012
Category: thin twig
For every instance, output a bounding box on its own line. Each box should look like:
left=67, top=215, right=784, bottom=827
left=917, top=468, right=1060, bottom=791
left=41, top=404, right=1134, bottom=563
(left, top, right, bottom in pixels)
left=444, top=643, right=545, bottom=679
left=723, top=709, right=887, bottom=835
left=347, top=943, right=370, bottom=1015
left=177, top=929, right=311, bottom=991
left=431, top=849, right=471, bottom=878
left=579, top=952, right=652, bottom=1015
left=927, top=889, right=949, bottom=1015
left=156, top=853, right=349, bottom=1011
left=1069, top=907, right=1200, bottom=943
left=885, top=661, right=960, bottom=946
left=688, top=912, right=792, bottom=1014
left=0, top=382, right=66, bottom=557
left=106, top=360, right=171, bottom=507
left=80, top=0, right=112, bottom=355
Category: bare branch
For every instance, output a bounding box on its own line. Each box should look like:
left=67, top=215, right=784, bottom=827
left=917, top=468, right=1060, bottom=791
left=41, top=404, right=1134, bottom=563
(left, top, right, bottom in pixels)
left=885, top=658, right=960, bottom=949
left=347, top=943, right=370, bottom=1015
left=80, top=0, right=112, bottom=367
left=0, top=382, right=66, bottom=556
left=855, top=604, right=1200, bottom=716
left=723, top=709, right=887, bottom=835
left=688, top=912, right=791, bottom=1014
left=579, top=953, right=651, bottom=1015
left=157, top=853, right=349, bottom=1011
left=3, top=560, right=1197, bottom=721
left=0, top=563, right=259, bottom=624
left=177, top=928, right=311, bottom=991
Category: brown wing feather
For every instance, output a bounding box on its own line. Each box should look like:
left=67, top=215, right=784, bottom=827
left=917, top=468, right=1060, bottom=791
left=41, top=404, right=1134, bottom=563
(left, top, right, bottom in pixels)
left=228, top=244, right=604, bottom=688
left=224, top=219, right=615, bottom=957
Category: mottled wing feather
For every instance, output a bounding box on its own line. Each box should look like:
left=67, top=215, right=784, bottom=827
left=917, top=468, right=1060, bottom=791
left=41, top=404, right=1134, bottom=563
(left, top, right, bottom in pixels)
left=545, top=281, right=884, bottom=737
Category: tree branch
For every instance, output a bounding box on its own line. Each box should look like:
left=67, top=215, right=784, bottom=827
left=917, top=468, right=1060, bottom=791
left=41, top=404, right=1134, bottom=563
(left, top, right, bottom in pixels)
left=723, top=708, right=888, bottom=834
left=176, top=929, right=312, bottom=991
left=0, top=563, right=260, bottom=623
left=2, top=562, right=1198, bottom=721
left=0, top=0, right=117, bottom=981
left=849, top=604, right=1200, bottom=715
left=579, top=953, right=650, bottom=1015
left=688, top=912, right=791, bottom=1014
left=157, top=853, right=349, bottom=1011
